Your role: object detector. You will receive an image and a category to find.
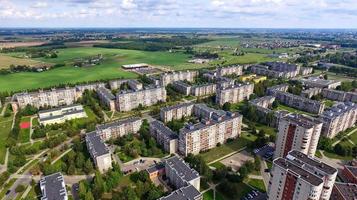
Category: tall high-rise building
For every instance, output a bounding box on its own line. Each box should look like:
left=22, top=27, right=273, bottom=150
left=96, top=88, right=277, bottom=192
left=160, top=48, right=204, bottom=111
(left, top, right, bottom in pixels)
left=274, top=114, right=322, bottom=159
left=268, top=150, right=337, bottom=200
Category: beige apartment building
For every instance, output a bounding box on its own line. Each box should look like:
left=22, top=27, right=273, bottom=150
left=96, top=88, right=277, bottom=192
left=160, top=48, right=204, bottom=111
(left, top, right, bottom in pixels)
left=216, top=83, right=254, bottom=105
left=160, top=103, right=195, bottom=123
left=179, top=112, right=242, bottom=156
left=274, top=114, right=323, bottom=159
left=96, top=117, right=142, bottom=141
left=116, top=86, right=166, bottom=111
left=322, top=88, right=357, bottom=102
left=97, top=87, right=116, bottom=111
left=319, top=102, right=357, bottom=138
left=268, top=150, right=337, bottom=200
left=191, top=83, right=216, bottom=97
left=216, top=65, right=243, bottom=77
left=86, top=131, right=112, bottom=173
left=160, top=71, right=198, bottom=86
left=12, top=87, right=78, bottom=111
left=149, top=120, right=179, bottom=154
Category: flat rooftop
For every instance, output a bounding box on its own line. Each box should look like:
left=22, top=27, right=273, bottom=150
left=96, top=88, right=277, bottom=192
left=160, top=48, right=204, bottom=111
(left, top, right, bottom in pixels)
left=346, top=165, right=357, bottom=177
left=274, top=158, right=323, bottom=186
left=161, top=102, right=194, bottom=112
left=40, top=172, right=67, bottom=200
left=98, top=87, right=115, bottom=100
left=85, top=131, right=109, bottom=158
left=166, top=156, right=199, bottom=182
left=333, top=182, right=357, bottom=200
left=287, top=150, right=337, bottom=175
left=97, top=117, right=141, bottom=130
left=159, top=185, right=201, bottom=200
left=283, top=113, right=322, bottom=129
left=38, top=104, right=83, bottom=114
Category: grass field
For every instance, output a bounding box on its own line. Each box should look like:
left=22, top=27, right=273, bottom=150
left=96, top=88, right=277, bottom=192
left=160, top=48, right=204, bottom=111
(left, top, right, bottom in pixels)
left=19, top=116, right=31, bottom=143
left=0, top=54, right=50, bottom=69
left=0, top=47, right=204, bottom=92
left=0, top=113, right=13, bottom=164
left=203, top=190, right=225, bottom=200
left=246, top=178, right=266, bottom=192
left=349, top=131, right=357, bottom=144
left=275, top=104, right=316, bottom=116
left=201, top=132, right=254, bottom=163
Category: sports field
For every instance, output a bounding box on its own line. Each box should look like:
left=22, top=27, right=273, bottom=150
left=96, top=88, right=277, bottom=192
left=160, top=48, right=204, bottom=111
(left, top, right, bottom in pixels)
left=0, top=47, right=203, bottom=92
left=0, top=54, right=50, bottom=69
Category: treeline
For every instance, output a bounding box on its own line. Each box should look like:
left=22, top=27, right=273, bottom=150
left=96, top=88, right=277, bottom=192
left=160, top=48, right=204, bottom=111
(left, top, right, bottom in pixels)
left=329, top=66, right=357, bottom=77
left=326, top=52, right=357, bottom=68
left=94, top=37, right=209, bottom=51
left=0, top=63, right=64, bottom=75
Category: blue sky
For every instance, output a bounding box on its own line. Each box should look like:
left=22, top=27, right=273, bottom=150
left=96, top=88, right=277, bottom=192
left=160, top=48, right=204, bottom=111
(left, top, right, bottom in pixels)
left=0, top=0, right=357, bottom=28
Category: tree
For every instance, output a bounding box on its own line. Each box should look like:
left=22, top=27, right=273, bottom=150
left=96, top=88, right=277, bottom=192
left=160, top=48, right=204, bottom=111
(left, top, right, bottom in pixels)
left=238, top=165, right=248, bottom=179
left=78, top=181, right=87, bottom=199
left=75, top=153, right=85, bottom=168
left=254, top=156, right=261, bottom=171
left=222, top=102, right=231, bottom=111
left=15, top=185, right=26, bottom=193
left=93, top=171, right=105, bottom=199
left=85, top=191, right=95, bottom=200
left=272, top=100, right=279, bottom=109
left=67, top=164, right=76, bottom=175
left=84, top=159, right=94, bottom=174
left=323, top=74, right=328, bottom=80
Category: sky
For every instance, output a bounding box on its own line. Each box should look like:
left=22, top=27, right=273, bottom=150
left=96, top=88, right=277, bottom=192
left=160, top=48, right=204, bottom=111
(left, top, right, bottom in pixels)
left=0, top=0, right=357, bottom=28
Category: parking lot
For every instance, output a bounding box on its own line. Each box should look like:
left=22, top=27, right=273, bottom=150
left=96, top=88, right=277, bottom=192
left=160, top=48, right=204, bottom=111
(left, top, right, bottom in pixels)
left=254, top=144, right=275, bottom=160
left=220, top=150, right=254, bottom=171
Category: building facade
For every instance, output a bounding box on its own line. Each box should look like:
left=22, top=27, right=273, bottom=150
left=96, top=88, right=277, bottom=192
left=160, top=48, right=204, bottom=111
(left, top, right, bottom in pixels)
left=160, top=71, right=198, bottom=86
left=97, top=87, right=116, bottom=111
left=96, top=118, right=142, bottom=141
left=179, top=112, right=242, bottom=156
left=274, top=114, right=323, bottom=158
left=319, top=102, right=357, bottom=138
left=116, top=86, right=166, bottom=111
left=216, top=65, right=243, bottom=77
left=251, top=62, right=300, bottom=79
left=150, top=120, right=179, bottom=154
left=268, top=150, right=337, bottom=200
left=300, top=77, right=341, bottom=89
left=191, top=83, right=216, bottom=97
left=216, top=83, right=254, bottom=106
left=85, top=131, right=112, bottom=173
left=322, top=89, right=357, bottom=102
left=160, top=103, right=195, bottom=123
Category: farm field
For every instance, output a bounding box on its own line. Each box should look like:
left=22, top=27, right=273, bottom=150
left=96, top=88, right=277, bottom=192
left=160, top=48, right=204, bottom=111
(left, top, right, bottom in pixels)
left=0, top=54, right=51, bottom=69
left=0, top=47, right=204, bottom=92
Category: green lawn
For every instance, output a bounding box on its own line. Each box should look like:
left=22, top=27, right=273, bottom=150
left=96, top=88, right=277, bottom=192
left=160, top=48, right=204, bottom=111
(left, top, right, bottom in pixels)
left=210, top=161, right=226, bottom=169
left=246, top=178, right=266, bottom=192
left=19, top=116, right=31, bottom=143
left=0, top=113, right=13, bottom=164
left=203, top=189, right=225, bottom=200
left=275, top=104, right=316, bottom=116
left=201, top=132, right=254, bottom=163
left=315, top=150, right=323, bottom=158
left=348, top=131, right=357, bottom=144
left=322, top=151, right=353, bottom=161
left=0, top=47, right=206, bottom=92
left=0, top=178, right=17, bottom=199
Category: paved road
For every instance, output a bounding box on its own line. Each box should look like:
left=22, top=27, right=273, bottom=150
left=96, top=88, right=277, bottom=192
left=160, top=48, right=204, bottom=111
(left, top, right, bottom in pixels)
left=0, top=148, right=9, bottom=173
left=260, top=160, right=271, bottom=190
left=122, top=157, right=162, bottom=173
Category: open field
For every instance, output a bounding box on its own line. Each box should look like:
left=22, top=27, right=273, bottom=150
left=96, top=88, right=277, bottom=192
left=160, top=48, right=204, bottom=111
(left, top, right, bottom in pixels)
left=0, top=54, right=51, bottom=69
left=245, top=178, right=266, bottom=192
left=19, top=116, right=31, bottom=143
left=0, top=47, right=206, bottom=92
left=0, top=41, right=46, bottom=48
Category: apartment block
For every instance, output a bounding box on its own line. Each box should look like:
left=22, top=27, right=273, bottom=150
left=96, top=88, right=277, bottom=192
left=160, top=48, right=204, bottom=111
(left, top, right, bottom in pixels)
left=13, top=87, right=78, bottom=110
left=127, top=79, right=143, bottom=90
left=322, top=88, right=357, bottom=102
left=300, top=77, right=341, bottom=89
left=193, top=103, right=226, bottom=120
left=191, top=83, right=216, bottom=96
left=160, top=103, right=195, bottom=123
left=160, top=71, right=198, bottom=86
left=216, top=83, right=254, bottom=106
left=116, top=86, right=166, bottom=111
left=251, top=62, right=300, bottom=78
left=268, top=150, right=337, bottom=200
left=301, top=87, right=322, bottom=98
left=86, top=131, right=112, bottom=173
left=274, top=114, right=323, bottom=158
left=300, top=67, right=313, bottom=76
left=150, top=120, right=178, bottom=154
left=179, top=112, right=242, bottom=156
left=319, top=102, right=357, bottom=138
left=109, top=79, right=129, bottom=90
left=75, top=82, right=106, bottom=95
left=266, top=84, right=289, bottom=95
left=38, top=104, right=87, bottom=126
left=159, top=156, right=202, bottom=200
left=216, top=65, right=243, bottom=77
left=97, top=87, right=116, bottom=111
left=331, top=182, right=357, bottom=200
left=172, top=81, right=192, bottom=96
left=272, top=91, right=325, bottom=114
left=96, top=117, right=142, bottom=141
left=216, top=77, right=235, bottom=89
left=164, top=156, right=200, bottom=190
left=40, top=172, right=68, bottom=200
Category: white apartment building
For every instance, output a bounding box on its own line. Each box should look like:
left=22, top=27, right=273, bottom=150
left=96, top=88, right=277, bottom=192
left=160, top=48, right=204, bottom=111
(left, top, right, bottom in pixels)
left=274, top=114, right=323, bottom=159
left=86, top=131, right=112, bottom=173
left=216, top=83, right=254, bottom=106
left=116, top=86, right=166, bottom=111
left=13, top=87, right=78, bottom=110
left=38, top=104, right=87, bottom=126
left=160, top=103, right=195, bottom=123
left=160, top=71, right=198, bottom=86
left=96, top=117, right=142, bottom=141
left=319, top=102, right=357, bottom=138
left=179, top=112, right=242, bottom=156
left=268, top=150, right=337, bottom=200
left=216, top=65, right=243, bottom=77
